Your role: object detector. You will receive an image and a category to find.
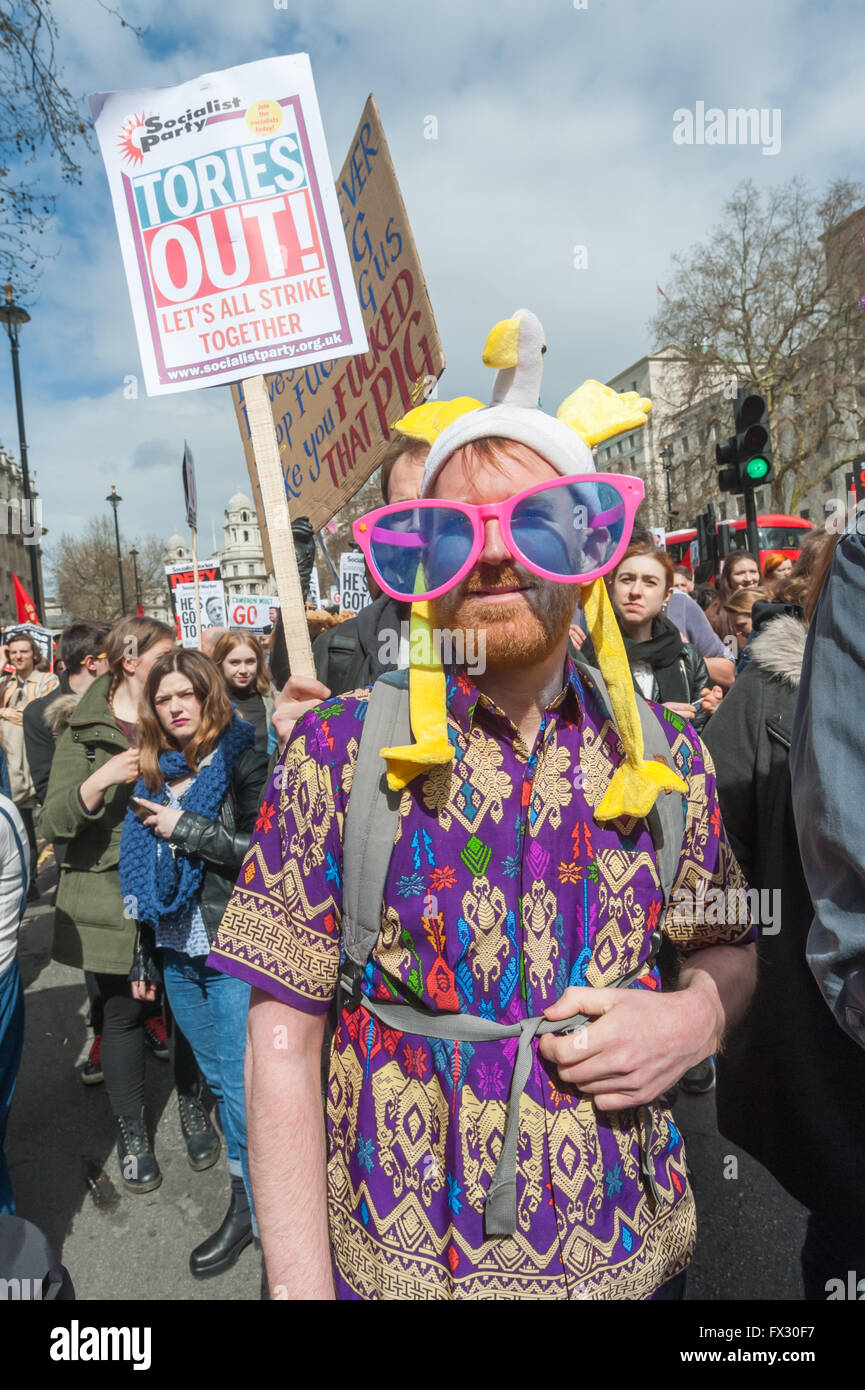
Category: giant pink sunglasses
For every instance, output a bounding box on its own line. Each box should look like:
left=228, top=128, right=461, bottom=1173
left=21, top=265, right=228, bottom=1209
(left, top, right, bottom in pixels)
left=352, top=472, right=645, bottom=603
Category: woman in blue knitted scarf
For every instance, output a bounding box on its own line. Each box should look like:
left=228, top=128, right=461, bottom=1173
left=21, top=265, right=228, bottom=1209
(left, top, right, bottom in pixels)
left=119, top=649, right=269, bottom=1281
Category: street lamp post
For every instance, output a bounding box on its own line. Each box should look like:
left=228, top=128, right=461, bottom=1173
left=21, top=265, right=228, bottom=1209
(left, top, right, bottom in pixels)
left=0, top=283, right=43, bottom=617
left=106, top=486, right=127, bottom=615
left=660, top=442, right=678, bottom=532
left=129, top=545, right=142, bottom=614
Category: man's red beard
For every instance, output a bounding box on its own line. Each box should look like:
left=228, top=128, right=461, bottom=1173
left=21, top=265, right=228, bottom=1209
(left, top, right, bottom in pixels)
left=432, top=564, right=575, bottom=667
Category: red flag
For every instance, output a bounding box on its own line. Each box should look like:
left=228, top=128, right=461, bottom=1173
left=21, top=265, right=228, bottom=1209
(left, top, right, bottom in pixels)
left=13, top=574, right=39, bottom=624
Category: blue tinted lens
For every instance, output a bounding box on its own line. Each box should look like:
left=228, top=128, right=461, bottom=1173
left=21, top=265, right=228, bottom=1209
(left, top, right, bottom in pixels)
left=369, top=506, right=474, bottom=597
left=510, top=480, right=626, bottom=577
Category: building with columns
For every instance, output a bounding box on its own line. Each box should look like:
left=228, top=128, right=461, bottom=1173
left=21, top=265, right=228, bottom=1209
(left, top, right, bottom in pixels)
left=163, top=490, right=270, bottom=603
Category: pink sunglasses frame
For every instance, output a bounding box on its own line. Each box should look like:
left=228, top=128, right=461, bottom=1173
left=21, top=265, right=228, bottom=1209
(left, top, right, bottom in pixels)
left=352, top=471, right=646, bottom=603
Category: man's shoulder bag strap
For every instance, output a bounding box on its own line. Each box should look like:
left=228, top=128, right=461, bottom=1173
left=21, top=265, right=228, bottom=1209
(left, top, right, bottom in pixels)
left=340, top=669, right=410, bottom=1009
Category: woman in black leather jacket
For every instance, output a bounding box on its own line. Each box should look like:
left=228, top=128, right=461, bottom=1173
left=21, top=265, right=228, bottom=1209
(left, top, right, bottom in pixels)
left=607, top=540, right=714, bottom=733
left=119, top=650, right=268, bottom=1281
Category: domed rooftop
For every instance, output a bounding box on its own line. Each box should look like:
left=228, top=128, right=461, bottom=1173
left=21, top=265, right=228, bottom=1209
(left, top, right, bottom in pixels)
left=226, top=489, right=254, bottom=514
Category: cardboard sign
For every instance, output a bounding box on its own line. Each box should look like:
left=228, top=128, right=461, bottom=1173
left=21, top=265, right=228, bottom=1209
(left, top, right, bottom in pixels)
left=227, top=594, right=280, bottom=636
left=90, top=54, right=366, bottom=396
left=338, top=550, right=372, bottom=614
left=165, top=561, right=227, bottom=646
left=650, top=527, right=667, bottom=550
left=232, top=94, right=445, bottom=557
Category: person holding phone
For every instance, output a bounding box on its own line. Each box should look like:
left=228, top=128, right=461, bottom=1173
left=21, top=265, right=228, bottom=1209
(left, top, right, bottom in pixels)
left=39, top=617, right=218, bottom=1194
left=119, top=649, right=268, bottom=1278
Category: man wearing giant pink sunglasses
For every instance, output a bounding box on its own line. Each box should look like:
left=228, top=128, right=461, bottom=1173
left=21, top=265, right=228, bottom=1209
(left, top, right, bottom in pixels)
left=212, top=311, right=756, bottom=1301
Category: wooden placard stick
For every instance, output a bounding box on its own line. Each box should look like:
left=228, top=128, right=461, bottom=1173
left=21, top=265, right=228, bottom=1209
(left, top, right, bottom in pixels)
left=243, top=373, right=314, bottom=678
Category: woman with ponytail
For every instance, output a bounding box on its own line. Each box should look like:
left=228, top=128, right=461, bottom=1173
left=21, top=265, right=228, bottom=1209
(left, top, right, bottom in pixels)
left=119, top=649, right=268, bottom=1279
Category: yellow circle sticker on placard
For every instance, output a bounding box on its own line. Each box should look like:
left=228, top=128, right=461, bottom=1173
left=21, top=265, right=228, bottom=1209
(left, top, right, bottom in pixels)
left=245, top=100, right=282, bottom=136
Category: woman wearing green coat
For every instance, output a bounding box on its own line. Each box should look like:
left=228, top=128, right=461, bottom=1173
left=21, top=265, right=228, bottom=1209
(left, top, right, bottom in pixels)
left=41, top=616, right=217, bottom=1193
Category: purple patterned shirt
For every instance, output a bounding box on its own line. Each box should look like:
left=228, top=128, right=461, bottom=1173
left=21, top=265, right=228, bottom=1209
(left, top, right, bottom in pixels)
left=210, top=658, right=753, bottom=1299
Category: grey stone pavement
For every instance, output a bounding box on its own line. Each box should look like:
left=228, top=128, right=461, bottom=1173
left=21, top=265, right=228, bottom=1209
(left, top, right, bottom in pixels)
left=7, top=855, right=806, bottom=1302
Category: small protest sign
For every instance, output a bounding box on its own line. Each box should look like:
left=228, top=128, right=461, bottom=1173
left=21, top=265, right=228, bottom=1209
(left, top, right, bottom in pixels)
left=338, top=551, right=372, bottom=614
left=227, top=594, right=280, bottom=637
left=166, top=562, right=227, bottom=646
left=233, top=94, right=445, bottom=557
left=90, top=54, right=366, bottom=396
left=183, top=442, right=198, bottom=529
left=2, top=623, right=54, bottom=664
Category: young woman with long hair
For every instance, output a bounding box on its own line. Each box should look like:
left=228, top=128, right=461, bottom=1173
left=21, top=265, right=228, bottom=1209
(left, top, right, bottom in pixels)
left=40, top=617, right=218, bottom=1194
left=607, top=541, right=715, bottom=733
left=211, top=631, right=276, bottom=754
left=119, top=649, right=269, bottom=1279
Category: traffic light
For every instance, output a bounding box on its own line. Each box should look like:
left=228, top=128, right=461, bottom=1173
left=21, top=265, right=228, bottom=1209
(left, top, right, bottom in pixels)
left=737, top=393, right=774, bottom=487
left=716, top=432, right=740, bottom=492
left=715, top=391, right=774, bottom=493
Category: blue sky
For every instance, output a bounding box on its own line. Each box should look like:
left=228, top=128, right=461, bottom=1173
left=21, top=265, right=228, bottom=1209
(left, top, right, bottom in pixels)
left=1, top=0, right=862, bottom=575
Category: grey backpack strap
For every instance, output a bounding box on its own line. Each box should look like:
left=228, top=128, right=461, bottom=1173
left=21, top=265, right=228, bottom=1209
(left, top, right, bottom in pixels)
left=573, top=657, right=685, bottom=909
left=637, top=701, right=687, bottom=909
left=340, top=670, right=410, bottom=1007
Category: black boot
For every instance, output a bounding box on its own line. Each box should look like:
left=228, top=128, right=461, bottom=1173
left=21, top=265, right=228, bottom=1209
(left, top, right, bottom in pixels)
left=190, top=1179, right=253, bottom=1279
left=115, top=1109, right=162, bottom=1194
left=178, top=1090, right=220, bottom=1171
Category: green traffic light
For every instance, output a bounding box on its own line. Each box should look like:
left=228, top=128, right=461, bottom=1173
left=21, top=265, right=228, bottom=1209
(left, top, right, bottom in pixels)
left=745, top=456, right=770, bottom=481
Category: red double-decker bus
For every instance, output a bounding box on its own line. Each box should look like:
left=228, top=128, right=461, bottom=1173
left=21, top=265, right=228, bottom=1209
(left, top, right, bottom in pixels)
left=665, top=513, right=813, bottom=572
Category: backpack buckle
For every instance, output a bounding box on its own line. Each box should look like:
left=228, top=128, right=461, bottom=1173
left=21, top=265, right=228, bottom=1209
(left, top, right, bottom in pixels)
left=338, top=962, right=363, bottom=1013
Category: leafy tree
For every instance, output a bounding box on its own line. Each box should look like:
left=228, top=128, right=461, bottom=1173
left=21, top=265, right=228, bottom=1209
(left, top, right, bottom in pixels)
left=0, top=0, right=143, bottom=292
left=650, top=177, right=865, bottom=514
left=48, top=515, right=167, bottom=622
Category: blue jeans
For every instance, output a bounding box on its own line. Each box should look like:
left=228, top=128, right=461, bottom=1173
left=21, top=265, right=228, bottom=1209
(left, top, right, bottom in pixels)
left=0, top=957, right=24, bottom=1215
left=161, top=950, right=254, bottom=1227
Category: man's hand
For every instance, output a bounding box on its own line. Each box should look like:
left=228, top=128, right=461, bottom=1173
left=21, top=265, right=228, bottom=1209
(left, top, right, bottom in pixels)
left=538, top=980, right=722, bottom=1109
left=273, top=676, right=331, bottom=753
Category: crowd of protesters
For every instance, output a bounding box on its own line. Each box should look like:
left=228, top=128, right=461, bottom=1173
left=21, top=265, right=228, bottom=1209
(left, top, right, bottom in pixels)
left=1, top=377, right=863, bottom=1301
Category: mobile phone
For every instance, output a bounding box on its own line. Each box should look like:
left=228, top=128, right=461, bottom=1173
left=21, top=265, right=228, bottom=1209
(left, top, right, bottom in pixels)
left=130, top=796, right=151, bottom=821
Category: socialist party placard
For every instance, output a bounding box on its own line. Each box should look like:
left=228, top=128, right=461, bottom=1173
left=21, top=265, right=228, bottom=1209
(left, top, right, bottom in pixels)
left=90, top=54, right=366, bottom=396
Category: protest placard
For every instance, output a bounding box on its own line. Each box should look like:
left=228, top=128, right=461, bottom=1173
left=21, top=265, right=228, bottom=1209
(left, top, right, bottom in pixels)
left=232, top=94, right=445, bottom=559
left=2, top=623, right=54, bottom=664
left=227, top=594, right=280, bottom=637
left=165, top=562, right=227, bottom=647
left=90, top=55, right=366, bottom=396
left=338, top=551, right=372, bottom=614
